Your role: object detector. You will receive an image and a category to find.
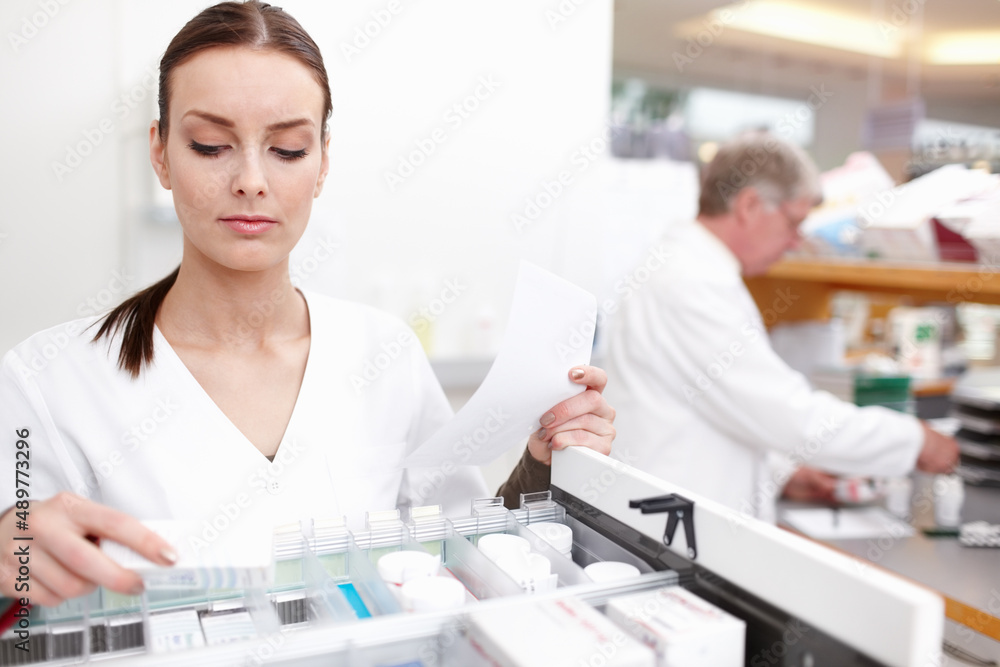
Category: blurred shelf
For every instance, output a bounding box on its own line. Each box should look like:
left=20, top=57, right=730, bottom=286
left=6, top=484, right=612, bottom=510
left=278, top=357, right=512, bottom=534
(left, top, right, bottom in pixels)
left=746, top=257, right=1000, bottom=325
left=912, top=377, right=957, bottom=398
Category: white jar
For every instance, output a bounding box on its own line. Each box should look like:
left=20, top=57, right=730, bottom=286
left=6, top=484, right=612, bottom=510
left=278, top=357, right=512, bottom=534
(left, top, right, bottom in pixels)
left=932, top=474, right=964, bottom=528
left=477, top=534, right=531, bottom=563
left=376, top=550, right=440, bottom=586
left=584, top=561, right=641, bottom=583
left=527, top=522, right=574, bottom=557
left=884, top=476, right=913, bottom=519
left=400, top=576, right=467, bottom=612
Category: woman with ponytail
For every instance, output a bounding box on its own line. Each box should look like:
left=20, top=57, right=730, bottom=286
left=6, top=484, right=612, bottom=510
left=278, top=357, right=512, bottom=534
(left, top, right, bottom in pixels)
left=0, top=1, right=616, bottom=607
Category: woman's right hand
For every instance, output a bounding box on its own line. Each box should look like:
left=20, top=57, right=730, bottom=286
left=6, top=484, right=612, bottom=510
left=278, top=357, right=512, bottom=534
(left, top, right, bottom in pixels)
left=0, top=493, right=177, bottom=607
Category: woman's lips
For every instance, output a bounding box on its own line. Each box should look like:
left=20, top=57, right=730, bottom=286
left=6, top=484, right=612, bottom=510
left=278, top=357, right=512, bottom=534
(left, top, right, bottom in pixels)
left=219, top=216, right=278, bottom=234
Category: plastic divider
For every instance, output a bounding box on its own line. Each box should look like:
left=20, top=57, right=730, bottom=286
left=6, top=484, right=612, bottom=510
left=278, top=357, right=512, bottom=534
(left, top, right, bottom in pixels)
left=409, top=505, right=525, bottom=600
left=562, top=514, right=658, bottom=573
left=471, top=497, right=591, bottom=590
left=37, top=588, right=93, bottom=662
left=300, top=532, right=360, bottom=624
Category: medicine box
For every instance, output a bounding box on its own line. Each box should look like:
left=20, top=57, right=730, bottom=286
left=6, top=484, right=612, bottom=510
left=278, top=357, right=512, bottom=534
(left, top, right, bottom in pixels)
left=467, top=595, right=655, bottom=667
left=604, top=586, right=745, bottom=667
left=102, top=520, right=274, bottom=589
left=811, top=367, right=912, bottom=412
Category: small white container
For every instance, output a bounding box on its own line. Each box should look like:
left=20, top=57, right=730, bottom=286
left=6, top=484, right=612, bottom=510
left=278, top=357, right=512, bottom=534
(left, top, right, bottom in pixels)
left=400, top=576, right=467, bottom=613
left=494, top=549, right=532, bottom=579
left=884, top=476, right=913, bottom=518
left=526, top=522, right=574, bottom=557
left=933, top=474, right=964, bottom=528
left=477, top=533, right=530, bottom=563
left=494, top=551, right=558, bottom=594
left=376, top=550, right=440, bottom=585
left=584, top=561, right=641, bottom=583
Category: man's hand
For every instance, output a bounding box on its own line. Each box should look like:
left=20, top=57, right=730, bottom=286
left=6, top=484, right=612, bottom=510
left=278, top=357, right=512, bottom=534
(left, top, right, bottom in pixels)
left=781, top=466, right=838, bottom=504
left=915, top=422, right=959, bottom=474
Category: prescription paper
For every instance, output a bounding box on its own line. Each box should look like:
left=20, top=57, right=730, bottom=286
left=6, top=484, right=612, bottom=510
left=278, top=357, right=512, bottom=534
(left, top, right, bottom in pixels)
left=405, top=262, right=597, bottom=467
left=781, top=507, right=915, bottom=540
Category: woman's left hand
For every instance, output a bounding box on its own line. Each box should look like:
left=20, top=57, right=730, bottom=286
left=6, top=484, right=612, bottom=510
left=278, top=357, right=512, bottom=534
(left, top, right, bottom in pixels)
left=527, top=365, right=616, bottom=465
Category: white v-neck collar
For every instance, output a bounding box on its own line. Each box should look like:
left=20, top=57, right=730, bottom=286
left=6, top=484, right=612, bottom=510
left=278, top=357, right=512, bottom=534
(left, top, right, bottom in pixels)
left=151, top=289, right=315, bottom=462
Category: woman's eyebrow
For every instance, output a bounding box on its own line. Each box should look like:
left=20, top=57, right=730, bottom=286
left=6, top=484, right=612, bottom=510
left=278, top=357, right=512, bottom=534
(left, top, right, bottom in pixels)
left=181, top=110, right=314, bottom=133
left=182, top=110, right=234, bottom=127
left=266, top=118, right=314, bottom=132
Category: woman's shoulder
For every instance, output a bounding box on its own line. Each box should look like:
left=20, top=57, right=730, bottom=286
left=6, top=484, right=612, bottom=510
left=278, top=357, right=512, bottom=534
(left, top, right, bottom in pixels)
left=2, top=314, right=115, bottom=384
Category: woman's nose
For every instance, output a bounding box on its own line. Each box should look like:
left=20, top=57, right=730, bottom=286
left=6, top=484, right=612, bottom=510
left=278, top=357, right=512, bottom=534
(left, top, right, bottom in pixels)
left=231, top=151, right=267, bottom=198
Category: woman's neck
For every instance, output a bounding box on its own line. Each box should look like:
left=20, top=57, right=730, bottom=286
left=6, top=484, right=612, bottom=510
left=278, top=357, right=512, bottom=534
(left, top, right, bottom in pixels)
left=157, top=258, right=308, bottom=349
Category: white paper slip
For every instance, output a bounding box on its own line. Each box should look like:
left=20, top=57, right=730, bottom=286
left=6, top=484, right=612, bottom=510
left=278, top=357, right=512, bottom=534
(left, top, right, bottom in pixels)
left=200, top=611, right=258, bottom=646
left=147, top=609, right=205, bottom=653
left=781, top=507, right=915, bottom=540
left=405, top=262, right=597, bottom=467
left=102, top=520, right=274, bottom=589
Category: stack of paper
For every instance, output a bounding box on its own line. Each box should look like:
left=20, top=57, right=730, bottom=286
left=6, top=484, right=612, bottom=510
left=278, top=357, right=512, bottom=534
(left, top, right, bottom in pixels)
left=781, top=507, right=915, bottom=540
left=858, top=164, right=997, bottom=261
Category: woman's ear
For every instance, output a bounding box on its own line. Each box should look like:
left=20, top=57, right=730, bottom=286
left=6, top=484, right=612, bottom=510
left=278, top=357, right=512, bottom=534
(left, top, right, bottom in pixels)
left=314, top=133, right=331, bottom=198
left=149, top=120, right=172, bottom=190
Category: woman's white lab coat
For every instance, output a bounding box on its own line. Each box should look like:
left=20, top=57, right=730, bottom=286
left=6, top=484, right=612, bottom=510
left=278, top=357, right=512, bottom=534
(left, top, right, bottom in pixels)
left=0, top=291, right=487, bottom=531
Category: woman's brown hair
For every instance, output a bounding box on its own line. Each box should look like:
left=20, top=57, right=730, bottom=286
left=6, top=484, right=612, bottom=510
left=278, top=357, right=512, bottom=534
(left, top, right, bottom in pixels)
left=93, top=1, right=332, bottom=378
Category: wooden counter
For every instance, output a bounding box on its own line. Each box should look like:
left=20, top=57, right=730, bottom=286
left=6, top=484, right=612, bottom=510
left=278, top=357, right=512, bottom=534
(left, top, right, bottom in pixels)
left=745, top=258, right=1000, bottom=325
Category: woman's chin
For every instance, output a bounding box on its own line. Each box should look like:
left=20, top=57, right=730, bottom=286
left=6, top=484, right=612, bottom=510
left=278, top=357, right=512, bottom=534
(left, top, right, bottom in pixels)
left=187, top=252, right=291, bottom=277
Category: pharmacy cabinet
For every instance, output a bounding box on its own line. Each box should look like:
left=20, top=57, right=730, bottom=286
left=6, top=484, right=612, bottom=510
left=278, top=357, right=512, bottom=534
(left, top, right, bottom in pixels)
left=1, top=448, right=942, bottom=666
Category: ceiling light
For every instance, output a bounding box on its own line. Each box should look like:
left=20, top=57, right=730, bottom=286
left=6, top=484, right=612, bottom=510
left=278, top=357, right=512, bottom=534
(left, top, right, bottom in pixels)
left=698, top=141, right=719, bottom=163
left=926, top=33, right=1000, bottom=65
left=711, top=1, right=903, bottom=59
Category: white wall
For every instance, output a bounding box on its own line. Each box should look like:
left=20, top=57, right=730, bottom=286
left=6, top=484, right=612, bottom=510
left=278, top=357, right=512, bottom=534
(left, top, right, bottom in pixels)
left=1, top=0, right=125, bottom=353
left=0, top=0, right=629, bottom=361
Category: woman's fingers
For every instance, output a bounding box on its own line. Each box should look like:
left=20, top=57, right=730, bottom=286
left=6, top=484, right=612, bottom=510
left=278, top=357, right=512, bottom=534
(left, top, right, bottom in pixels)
left=65, top=497, right=177, bottom=567
left=529, top=413, right=616, bottom=463
left=569, top=365, right=607, bottom=393
left=540, top=389, right=614, bottom=431
left=41, top=528, right=144, bottom=597
left=20, top=575, right=63, bottom=609
left=1, top=494, right=177, bottom=605
left=528, top=366, right=617, bottom=465
left=550, top=430, right=613, bottom=455
left=546, top=414, right=615, bottom=455
left=25, top=548, right=100, bottom=604
left=40, top=495, right=177, bottom=596
left=539, top=414, right=616, bottom=443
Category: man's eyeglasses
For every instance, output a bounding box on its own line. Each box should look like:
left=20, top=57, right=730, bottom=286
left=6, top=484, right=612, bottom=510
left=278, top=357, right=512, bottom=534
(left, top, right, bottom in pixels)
left=763, top=199, right=805, bottom=235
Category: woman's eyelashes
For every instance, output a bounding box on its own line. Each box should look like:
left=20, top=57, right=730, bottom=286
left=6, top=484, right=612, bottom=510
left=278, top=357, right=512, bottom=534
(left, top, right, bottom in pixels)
left=272, top=147, right=309, bottom=161
left=187, top=140, right=309, bottom=162
left=188, top=140, right=224, bottom=158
